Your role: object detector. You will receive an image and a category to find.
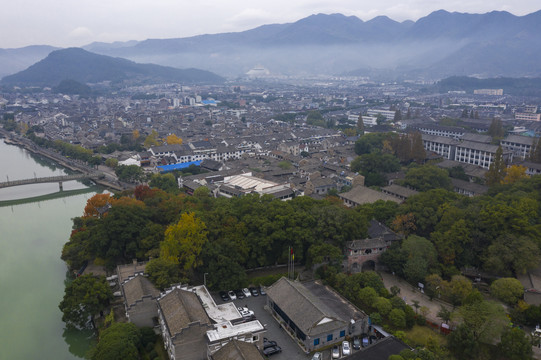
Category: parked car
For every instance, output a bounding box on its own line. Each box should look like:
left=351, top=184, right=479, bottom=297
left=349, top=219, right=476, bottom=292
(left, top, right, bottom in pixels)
left=263, top=345, right=281, bottom=356
left=237, top=307, right=255, bottom=318
left=219, top=291, right=230, bottom=301
left=352, top=336, right=361, bottom=350
left=259, top=286, right=266, bottom=295
left=249, top=286, right=259, bottom=296
left=228, top=290, right=236, bottom=300
left=242, top=288, right=251, bottom=297
left=311, top=352, right=322, bottom=360
left=263, top=339, right=278, bottom=349
left=342, top=340, right=351, bottom=356
left=332, top=345, right=340, bottom=359
left=235, top=289, right=245, bottom=299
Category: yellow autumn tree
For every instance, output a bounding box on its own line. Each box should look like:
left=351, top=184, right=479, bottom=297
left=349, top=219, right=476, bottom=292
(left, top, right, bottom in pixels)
left=143, top=130, right=161, bottom=149
left=132, top=129, right=140, bottom=141
left=160, top=212, right=208, bottom=272
left=166, top=134, right=183, bottom=145
left=502, top=165, right=528, bottom=184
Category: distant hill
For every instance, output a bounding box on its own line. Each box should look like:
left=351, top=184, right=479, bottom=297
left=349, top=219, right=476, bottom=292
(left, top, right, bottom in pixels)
left=0, top=45, right=59, bottom=79
left=81, top=9, right=541, bottom=78
left=1, top=48, right=225, bottom=86
left=1, top=9, right=541, bottom=80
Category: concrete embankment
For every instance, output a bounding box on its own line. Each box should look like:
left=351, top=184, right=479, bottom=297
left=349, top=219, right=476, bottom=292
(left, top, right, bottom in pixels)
left=0, top=129, right=132, bottom=192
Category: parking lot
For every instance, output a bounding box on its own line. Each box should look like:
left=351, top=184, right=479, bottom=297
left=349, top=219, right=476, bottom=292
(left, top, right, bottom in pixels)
left=212, top=290, right=358, bottom=360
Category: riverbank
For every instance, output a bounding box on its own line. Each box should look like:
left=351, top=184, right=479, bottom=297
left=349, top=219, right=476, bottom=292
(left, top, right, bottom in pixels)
left=0, top=128, right=133, bottom=192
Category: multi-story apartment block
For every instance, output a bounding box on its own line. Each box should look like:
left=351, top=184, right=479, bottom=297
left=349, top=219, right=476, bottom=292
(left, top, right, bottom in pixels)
left=515, top=113, right=541, bottom=121
left=422, top=134, right=513, bottom=169
left=500, top=135, right=536, bottom=159
left=453, top=141, right=513, bottom=169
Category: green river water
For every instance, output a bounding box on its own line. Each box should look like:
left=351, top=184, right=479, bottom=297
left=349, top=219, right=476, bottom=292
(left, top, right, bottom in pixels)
left=0, top=139, right=97, bottom=359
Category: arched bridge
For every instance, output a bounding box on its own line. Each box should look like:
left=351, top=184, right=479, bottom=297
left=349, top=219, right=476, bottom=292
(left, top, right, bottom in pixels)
left=0, top=172, right=104, bottom=190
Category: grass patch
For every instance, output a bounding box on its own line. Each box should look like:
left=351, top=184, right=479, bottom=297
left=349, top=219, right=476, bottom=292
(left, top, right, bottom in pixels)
left=404, top=325, right=447, bottom=348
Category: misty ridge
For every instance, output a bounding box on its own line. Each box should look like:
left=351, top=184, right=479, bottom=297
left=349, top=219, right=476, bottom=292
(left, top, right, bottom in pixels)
left=2, top=9, right=541, bottom=80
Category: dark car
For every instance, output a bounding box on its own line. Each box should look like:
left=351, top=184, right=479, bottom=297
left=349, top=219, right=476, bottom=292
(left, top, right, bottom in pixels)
left=352, top=336, right=361, bottom=350
left=259, top=286, right=266, bottom=295
left=249, top=286, right=259, bottom=296
left=263, top=345, right=282, bottom=356
left=219, top=291, right=230, bottom=302
left=235, top=289, right=245, bottom=299
left=263, top=339, right=278, bottom=349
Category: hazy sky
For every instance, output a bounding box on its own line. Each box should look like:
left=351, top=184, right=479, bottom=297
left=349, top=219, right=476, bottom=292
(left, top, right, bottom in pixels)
left=2, top=0, right=540, bottom=48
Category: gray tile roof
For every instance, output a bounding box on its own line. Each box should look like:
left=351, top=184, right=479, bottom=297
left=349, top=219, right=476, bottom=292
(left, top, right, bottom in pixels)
left=461, top=133, right=492, bottom=144
left=381, top=184, right=419, bottom=199
left=347, top=238, right=388, bottom=250
left=158, top=288, right=211, bottom=337
left=123, top=275, right=160, bottom=306
left=502, top=134, right=535, bottom=146
left=339, top=186, right=401, bottom=205
left=212, top=340, right=265, bottom=360
left=368, top=220, right=402, bottom=242
left=451, top=178, right=489, bottom=195
left=267, top=277, right=348, bottom=336
left=117, top=261, right=147, bottom=283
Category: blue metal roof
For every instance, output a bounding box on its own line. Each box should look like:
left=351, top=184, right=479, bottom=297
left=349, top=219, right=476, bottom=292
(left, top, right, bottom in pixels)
left=157, top=161, right=202, bottom=173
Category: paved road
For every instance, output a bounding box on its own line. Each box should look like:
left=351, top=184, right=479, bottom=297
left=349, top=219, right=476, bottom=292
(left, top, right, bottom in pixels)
left=379, top=271, right=452, bottom=324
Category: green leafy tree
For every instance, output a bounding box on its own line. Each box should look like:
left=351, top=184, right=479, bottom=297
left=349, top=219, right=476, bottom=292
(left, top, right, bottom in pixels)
left=149, top=173, right=178, bottom=193
left=115, top=164, right=144, bottom=183
left=90, top=322, right=141, bottom=360
left=448, top=324, right=479, bottom=359
left=485, top=146, right=506, bottom=186
left=104, top=158, right=118, bottom=169
left=484, top=234, right=540, bottom=276
left=446, top=275, right=473, bottom=306
left=498, top=327, right=533, bottom=360
left=437, top=306, right=452, bottom=324
left=146, top=257, right=183, bottom=290
left=410, top=132, right=426, bottom=163
left=59, top=274, right=113, bottom=328
left=389, top=308, right=407, bottom=329
left=374, top=297, right=393, bottom=315
left=488, top=118, right=504, bottom=138
left=306, top=243, right=343, bottom=267
left=354, top=132, right=393, bottom=155
left=455, top=300, right=508, bottom=344
left=490, top=278, right=526, bottom=305
left=357, top=114, right=365, bottom=135
left=306, top=111, right=325, bottom=127
left=529, top=137, right=541, bottom=163
left=402, top=165, right=451, bottom=191
left=403, top=256, right=429, bottom=285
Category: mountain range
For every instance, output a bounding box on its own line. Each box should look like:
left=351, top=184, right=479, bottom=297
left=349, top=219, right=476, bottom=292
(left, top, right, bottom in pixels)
left=2, top=9, right=541, bottom=81
left=1, top=48, right=225, bottom=87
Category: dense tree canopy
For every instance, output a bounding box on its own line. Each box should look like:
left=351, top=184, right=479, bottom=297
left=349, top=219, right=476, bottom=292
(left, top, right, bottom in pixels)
left=59, top=275, right=113, bottom=328
left=90, top=322, right=141, bottom=360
